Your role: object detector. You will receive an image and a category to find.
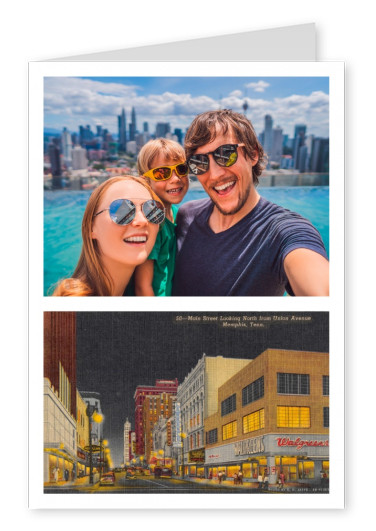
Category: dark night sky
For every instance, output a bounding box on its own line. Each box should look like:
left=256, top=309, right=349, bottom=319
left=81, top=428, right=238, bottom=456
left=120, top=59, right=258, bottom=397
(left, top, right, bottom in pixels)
left=76, top=311, right=329, bottom=466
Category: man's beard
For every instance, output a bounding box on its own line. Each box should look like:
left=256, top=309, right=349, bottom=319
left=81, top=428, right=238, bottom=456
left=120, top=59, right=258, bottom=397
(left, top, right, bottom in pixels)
left=211, top=179, right=252, bottom=216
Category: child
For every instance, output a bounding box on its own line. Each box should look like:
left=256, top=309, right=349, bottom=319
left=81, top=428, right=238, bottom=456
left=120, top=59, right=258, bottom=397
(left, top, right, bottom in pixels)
left=135, top=138, right=189, bottom=296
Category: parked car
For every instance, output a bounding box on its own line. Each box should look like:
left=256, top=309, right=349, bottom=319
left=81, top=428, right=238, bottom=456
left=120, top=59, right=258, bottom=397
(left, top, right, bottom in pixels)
left=154, top=467, right=172, bottom=478
left=100, top=471, right=116, bottom=486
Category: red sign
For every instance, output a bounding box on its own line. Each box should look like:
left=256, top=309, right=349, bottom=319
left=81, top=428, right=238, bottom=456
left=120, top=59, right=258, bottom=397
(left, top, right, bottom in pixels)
left=275, top=437, right=329, bottom=451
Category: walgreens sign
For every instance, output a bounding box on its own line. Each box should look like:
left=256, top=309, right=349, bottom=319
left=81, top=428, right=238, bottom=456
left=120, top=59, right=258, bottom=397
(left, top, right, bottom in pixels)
left=275, top=437, right=329, bottom=451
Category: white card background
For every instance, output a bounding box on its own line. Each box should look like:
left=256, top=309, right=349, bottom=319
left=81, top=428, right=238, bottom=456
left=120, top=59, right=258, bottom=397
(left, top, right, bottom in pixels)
left=29, top=59, right=344, bottom=510
left=4, top=0, right=372, bottom=524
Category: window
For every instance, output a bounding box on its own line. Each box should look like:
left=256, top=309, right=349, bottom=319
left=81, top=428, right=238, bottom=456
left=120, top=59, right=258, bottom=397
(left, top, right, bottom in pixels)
left=243, top=409, right=265, bottom=434
left=323, top=407, right=329, bottom=427
left=222, top=421, right=237, bottom=441
left=242, top=376, right=264, bottom=407
left=277, top=373, right=310, bottom=395
left=206, top=428, right=218, bottom=444
left=221, top=393, right=236, bottom=416
left=277, top=406, right=311, bottom=428
left=323, top=375, right=329, bottom=396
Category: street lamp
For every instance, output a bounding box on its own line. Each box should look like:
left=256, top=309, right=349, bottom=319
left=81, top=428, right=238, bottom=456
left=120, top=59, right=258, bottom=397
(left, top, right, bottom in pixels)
left=86, top=405, right=103, bottom=485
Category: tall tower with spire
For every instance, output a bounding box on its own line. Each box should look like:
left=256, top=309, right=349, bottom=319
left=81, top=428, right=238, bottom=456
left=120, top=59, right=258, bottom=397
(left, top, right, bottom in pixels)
left=118, top=108, right=127, bottom=152
left=129, top=107, right=137, bottom=142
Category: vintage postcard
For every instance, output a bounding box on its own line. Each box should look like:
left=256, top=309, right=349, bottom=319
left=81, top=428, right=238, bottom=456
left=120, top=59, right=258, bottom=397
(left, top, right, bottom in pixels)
left=37, top=311, right=339, bottom=510
left=28, top=61, right=344, bottom=509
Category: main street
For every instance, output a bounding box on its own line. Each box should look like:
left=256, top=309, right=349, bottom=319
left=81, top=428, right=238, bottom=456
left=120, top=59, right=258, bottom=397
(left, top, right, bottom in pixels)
left=44, top=471, right=255, bottom=494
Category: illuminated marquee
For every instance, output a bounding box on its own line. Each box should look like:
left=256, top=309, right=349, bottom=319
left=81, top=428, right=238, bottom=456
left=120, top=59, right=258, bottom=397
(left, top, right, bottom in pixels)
left=234, top=436, right=265, bottom=456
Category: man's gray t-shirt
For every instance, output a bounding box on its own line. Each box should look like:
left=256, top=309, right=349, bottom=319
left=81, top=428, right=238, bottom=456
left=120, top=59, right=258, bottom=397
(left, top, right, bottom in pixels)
left=173, top=197, right=328, bottom=296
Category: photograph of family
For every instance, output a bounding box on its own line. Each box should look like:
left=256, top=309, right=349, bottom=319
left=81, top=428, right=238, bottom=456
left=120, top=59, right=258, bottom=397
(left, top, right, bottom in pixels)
left=43, top=75, right=329, bottom=297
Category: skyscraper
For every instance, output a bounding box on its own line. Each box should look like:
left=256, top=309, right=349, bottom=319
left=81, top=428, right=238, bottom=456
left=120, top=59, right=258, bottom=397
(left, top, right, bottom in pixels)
left=263, top=115, right=273, bottom=164
left=118, top=108, right=127, bottom=151
left=155, top=122, right=171, bottom=138
left=129, top=106, right=137, bottom=142
left=48, top=142, right=62, bottom=189
left=293, top=125, right=307, bottom=170
left=61, top=127, right=73, bottom=168
left=134, top=379, right=179, bottom=456
left=271, top=126, right=283, bottom=166
left=123, top=418, right=131, bottom=465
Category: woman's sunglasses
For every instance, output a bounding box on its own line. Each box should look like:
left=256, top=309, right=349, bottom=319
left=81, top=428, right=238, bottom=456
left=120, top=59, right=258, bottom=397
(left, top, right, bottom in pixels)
left=143, top=162, right=189, bottom=182
left=94, top=199, right=165, bottom=225
left=187, top=143, right=244, bottom=176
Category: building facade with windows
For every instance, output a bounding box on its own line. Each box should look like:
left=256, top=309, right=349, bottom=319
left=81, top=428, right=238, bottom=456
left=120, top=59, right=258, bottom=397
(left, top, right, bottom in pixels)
left=134, top=379, right=179, bottom=457
left=177, top=355, right=251, bottom=478
left=204, top=349, right=329, bottom=485
left=44, top=312, right=77, bottom=483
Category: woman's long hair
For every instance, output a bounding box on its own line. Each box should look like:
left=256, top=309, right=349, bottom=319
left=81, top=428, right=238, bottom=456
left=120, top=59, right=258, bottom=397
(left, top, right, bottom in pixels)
left=53, top=175, right=160, bottom=296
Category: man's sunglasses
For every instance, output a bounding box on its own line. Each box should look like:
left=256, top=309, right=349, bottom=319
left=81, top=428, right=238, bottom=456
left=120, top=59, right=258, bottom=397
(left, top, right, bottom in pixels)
left=94, top=198, right=165, bottom=225
left=143, top=162, right=189, bottom=182
left=187, top=144, right=244, bottom=176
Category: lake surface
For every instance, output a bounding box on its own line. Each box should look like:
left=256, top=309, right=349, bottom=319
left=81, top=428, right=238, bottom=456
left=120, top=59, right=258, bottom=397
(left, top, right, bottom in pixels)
left=44, top=186, right=329, bottom=295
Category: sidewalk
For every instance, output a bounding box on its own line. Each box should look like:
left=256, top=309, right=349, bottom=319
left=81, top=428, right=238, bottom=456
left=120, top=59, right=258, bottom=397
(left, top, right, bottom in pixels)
left=179, top=476, right=326, bottom=492
left=44, top=473, right=100, bottom=488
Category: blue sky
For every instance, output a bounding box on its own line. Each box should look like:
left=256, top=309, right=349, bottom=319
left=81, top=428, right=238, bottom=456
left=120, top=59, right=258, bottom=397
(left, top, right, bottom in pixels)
left=44, top=76, right=329, bottom=138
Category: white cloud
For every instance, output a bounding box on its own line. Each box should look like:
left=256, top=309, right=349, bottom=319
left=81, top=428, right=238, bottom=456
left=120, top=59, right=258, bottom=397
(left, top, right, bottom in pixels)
left=44, top=78, right=329, bottom=138
left=229, top=90, right=242, bottom=98
left=245, top=80, right=271, bottom=93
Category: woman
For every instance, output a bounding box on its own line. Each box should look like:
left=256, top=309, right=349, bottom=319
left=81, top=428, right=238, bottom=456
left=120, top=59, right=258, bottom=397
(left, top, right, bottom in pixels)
left=53, top=175, right=164, bottom=296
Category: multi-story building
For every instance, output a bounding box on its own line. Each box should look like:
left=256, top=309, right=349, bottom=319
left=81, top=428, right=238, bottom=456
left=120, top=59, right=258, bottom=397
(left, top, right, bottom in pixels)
left=76, top=390, right=90, bottom=477
left=142, top=393, right=176, bottom=462
left=79, top=391, right=103, bottom=444
left=152, top=416, right=174, bottom=468
left=118, top=108, right=127, bottom=151
left=134, top=379, right=178, bottom=457
left=293, top=124, right=307, bottom=169
left=72, top=146, right=88, bottom=170
left=177, top=355, right=250, bottom=477
left=204, top=349, right=329, bottom=486
left=44, top=312, right=77, bottom=483
left=123, top=418, right=131, bottom=465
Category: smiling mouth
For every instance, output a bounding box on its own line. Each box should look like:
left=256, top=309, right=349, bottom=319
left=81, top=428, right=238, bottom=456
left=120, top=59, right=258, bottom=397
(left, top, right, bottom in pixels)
left=123, top=235, right=147, bottom=244
left=167, top=187, right=183, bottom=194
left=213, top=180, right=236, bottom=195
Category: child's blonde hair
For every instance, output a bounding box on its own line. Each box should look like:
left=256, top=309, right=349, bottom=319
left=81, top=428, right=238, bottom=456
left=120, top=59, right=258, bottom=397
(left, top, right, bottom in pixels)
left=137, top=138, right=186, bottom=175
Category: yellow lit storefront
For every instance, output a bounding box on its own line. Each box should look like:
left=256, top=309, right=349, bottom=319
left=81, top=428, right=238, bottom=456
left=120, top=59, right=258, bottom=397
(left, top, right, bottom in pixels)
left=205, top=434, right=329, bottom=485
left=44, top=446, right=76, bottom=483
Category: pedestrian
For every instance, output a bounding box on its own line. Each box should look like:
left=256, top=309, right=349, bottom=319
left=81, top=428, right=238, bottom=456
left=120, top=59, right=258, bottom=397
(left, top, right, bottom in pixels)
left=233, top=472, right=238, bottom=485
left=258, top=472, right=263, bottom=490
left=238, top=470, right=243, bottom=485
left=209, top=470, right=213, bottom=480
left=64, top=468, right=69, bottom=481
left=53, top=466, right=58, bottom=483
left=279, top=472, right=285, bottom=489
left=263, top=471, right=269, bottom=491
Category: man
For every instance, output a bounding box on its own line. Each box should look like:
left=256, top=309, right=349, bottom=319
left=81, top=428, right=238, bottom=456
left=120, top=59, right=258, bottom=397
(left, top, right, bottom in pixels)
left=173, top=109, right=329, bottom=296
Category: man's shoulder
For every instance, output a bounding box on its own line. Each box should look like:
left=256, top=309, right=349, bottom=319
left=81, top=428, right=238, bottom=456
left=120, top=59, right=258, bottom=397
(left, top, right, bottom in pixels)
left=257, top=196, right=313, bottom=226
left=177, top=198, right=212, bottom=221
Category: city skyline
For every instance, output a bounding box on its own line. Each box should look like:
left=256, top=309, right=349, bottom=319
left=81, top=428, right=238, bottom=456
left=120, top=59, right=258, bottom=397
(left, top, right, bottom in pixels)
left=44, top=76, right=329, bottom=139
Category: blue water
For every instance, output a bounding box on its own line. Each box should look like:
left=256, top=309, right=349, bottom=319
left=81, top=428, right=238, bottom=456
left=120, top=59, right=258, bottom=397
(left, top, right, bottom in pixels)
left=44, top=186, right=329, bottom=295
